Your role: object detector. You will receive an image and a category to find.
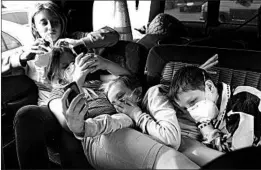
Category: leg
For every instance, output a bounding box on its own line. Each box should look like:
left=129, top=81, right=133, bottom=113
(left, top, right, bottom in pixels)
left=59, top=130, right=92, bottom=169
left=153, top=145, right=199, bottom=169
left=83, top=128, right=198, bottom=169
left=14, top=105, right=61, bottom=169
left=2, top=75, right=38, bottom=117
left=178, top=136, right=224, bottom=167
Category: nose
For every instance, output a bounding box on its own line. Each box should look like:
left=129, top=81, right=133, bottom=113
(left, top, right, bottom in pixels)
left=46, top=21, right=55, bottom=31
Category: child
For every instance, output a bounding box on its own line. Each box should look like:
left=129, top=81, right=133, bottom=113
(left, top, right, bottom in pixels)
left=103, top=75, right=182, bottom=149
left=47, top=46, right=133, bottom=137
left=168, top=65, right=261, bottom=152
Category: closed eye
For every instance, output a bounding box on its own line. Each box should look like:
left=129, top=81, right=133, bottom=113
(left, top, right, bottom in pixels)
left=188, top=99, right=197, bottom=107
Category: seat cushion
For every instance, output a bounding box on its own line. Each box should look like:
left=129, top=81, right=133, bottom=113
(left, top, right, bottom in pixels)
left=160, top=61, right=261, bottom=90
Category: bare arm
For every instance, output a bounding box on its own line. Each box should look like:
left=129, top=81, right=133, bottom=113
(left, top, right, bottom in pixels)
left=56, top=26, right=120, bottom=49
left=49, top=97, right=71, bottom=132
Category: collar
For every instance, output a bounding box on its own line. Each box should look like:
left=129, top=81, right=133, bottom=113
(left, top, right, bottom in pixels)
left=214, top=82, right=231, bottom=129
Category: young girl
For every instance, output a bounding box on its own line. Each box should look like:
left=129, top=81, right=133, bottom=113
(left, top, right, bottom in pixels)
left=47, top=46, right=133, bottom=137
left=3, top=1, right=119, bottom=106
left=6, top=1, right=120, bottom=169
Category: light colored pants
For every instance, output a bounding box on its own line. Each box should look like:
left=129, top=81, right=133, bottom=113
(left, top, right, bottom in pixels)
left=83, top=128, right=164, bottom=169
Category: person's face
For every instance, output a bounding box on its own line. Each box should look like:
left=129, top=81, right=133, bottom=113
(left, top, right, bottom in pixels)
left=60, top=51, right=75, bottom=80
left=175, top=80, right=218, bottom=109
left=34, top=9, right=62, bottom=43
left=107, top=81, right=139, bottom=105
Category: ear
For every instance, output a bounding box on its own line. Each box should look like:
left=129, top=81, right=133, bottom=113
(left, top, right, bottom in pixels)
left=205, top=80, right=215, bottom=93
left=134, top=86, right=143, bottom=96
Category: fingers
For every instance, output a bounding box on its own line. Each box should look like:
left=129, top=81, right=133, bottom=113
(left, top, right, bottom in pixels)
left=114, top=105, right=124, bottom=113
left=69, top=93, right=84, bottom=112
left=61, top=88, right=71, bottom=113
left=79, top=103, right=88, bottom=119
left=205, top=54, right=218, bottom=66
left=125, top=100, right=135, bottom=106
left=75, top=53, right=85, bottom=65
left=78, top=53, right=95, bottom=67
left=55, top=39, right=69, bottom=47
left=80, top=58, right=96, bottom=70
left=73, top=97, right=86, bottom=114
left=38, top=45, right=51, bottom=52
left=200, top=54, right=218, bottom=69
left=204, top=60, right=219, bottom=70
left=81, top=68, right=93, bottom=77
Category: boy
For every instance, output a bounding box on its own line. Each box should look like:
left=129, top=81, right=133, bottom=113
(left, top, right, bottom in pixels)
left=168, top=65, right=261, bottom=152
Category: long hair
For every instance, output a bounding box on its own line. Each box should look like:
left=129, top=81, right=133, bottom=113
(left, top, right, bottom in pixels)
left=47, top=46, right=75, bottom=85
left=29, top=1, right=67, bottom=40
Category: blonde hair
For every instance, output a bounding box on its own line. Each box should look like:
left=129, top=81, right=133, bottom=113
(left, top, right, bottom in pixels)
left=101, top=75, right=142, bottom=96
left=29, top=1, right=67, bottom=40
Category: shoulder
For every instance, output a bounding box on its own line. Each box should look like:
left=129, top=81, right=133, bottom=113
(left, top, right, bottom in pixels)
left=146, top=84, right=169, bottom=96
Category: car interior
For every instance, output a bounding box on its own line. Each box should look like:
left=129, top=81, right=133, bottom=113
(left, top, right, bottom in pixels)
left=1, top=0, right=261, bottom=169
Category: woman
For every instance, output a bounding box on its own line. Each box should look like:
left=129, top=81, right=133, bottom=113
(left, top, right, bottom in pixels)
left=2, top=1, right=119, bottom=169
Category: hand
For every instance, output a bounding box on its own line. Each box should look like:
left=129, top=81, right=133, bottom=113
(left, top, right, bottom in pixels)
left=113, top=100, right=142, bottom=119
left=61, top=89, right=88, bottom=134
left=88, top=54, right=109, bottom=73
left=20, top=38, right=51, bottom=62
left=72, top=53, right=96, bottom=86
left=55, top=38, right=83, bottom=47
left=199, top=54, right=218, bottom=74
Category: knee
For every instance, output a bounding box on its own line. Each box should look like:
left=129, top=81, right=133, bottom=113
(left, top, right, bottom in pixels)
left=13, top=105, right=42, bottom=128
left=154, top=147, right=199, bottom=169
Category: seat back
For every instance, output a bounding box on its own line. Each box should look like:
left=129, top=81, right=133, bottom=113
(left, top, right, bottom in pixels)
left=146, top=44, right=261, bottom=90
left=103, top=40, right=148, bottom=87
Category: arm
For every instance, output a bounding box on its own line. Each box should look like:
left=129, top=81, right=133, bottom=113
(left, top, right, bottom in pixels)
left=81, top=26, right=120, bottom=48
left=2, top=49, right=27, bottom=75
left=116, top=85, right=181, bottom=149
left=105, top=59, right=131, bottom=76
left=87, top=54, right=131, bottom=82
left=48, top=88, right=71, bottom=132
left=77, top=113, right=133, bottom=139
left=135, top=85, right=181, bottom=149
left=58, top=26, right=120, bottom=49
left=2, top=38, right=51, bottom=76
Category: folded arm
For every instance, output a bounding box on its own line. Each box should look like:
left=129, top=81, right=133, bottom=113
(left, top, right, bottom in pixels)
left=132, top=85, right=182, bottom=149
left=1, top=49, right=27, bottom=76
left=76, top=113, right=133, bottom=140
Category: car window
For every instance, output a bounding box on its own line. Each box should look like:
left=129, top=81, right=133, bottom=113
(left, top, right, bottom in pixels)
left=2, top=31, right=22, bottom=51
left=92, top=1, right=151, bottom=40
left=218, top=0, right=260, bottom=25
left=164, top=0, right=207, bottom=22
left=2, top=11, right=28, bottom=25
left=1, top=37, right=8, bottom=52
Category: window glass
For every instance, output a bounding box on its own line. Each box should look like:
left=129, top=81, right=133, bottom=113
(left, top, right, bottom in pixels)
left=2, top=13, right=17, bottom=23
left=2, top=32, right=22, bottom=51
left=13, top=12, right=28, bottom=25
left=1, top=38, right=7, bottom=52
left=164, top=0, right=207, bottom=22
left=218, top=0, right=260, bottom=25
left=93, top=1, right=151, bottom=40
left=2, top=12, right=28, bottom=25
